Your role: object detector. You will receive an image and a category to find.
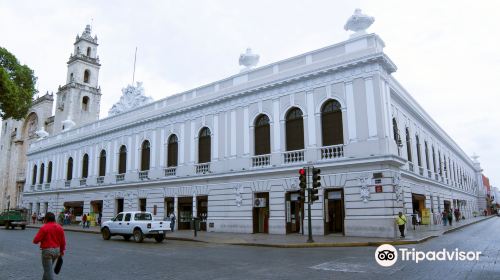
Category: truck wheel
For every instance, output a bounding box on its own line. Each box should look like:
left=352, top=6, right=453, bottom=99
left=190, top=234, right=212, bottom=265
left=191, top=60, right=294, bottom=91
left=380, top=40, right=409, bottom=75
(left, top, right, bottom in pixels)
left=123, top=235, right=131, bottom=241
left=102, top=227, right=111, bottom=240
left=10, top=225, right=15, bottom=230
left=21, top=225, right=26, bottom=230
left=133, top=229, right=144, bottom=243
left=154, top=235, right=164, bottom=243
left=4, top=222, right=10, bottom=229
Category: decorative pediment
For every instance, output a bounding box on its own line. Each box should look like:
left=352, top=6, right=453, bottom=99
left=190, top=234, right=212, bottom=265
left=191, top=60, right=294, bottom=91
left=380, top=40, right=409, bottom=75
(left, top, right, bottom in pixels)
left=252, top=180, right=271, bottom=192
left=283, top=178, right=299, bottom=191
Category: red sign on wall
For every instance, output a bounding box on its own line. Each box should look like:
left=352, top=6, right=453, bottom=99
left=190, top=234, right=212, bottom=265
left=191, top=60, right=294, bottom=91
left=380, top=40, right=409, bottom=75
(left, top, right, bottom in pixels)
left=375, top=185, right=383, bottom=193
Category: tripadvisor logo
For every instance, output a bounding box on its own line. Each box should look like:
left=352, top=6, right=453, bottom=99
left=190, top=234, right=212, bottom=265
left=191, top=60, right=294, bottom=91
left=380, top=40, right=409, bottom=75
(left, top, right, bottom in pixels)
left=375, top=244, right=481, bottom=267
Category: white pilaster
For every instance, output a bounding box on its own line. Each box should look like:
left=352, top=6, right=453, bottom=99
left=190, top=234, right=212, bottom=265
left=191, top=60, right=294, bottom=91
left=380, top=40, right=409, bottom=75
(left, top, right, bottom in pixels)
left=365, top=77, right=378, bottom=139
left=151, top=129, right=157, bottom=168
left=306, top=91, right=316, bottom=147
left=213, top=114, right=219, bottom=160
left=179, top=123, right=185, bottom=164
left=272, top=99, right=281, bottom=152
left=159, top=128, right=165, bottom=167
left=243, top=107, right=249, bottom=155
left=190, top=121, right=195, bottom=163
left=345, top=82, right=357, bottom=142
left=230, top=110, right=236, bottom=157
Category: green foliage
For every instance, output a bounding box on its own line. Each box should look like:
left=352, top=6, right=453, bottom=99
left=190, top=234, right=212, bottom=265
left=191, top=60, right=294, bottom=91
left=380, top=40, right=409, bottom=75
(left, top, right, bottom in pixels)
left=0, top=47, right=37, bottom=120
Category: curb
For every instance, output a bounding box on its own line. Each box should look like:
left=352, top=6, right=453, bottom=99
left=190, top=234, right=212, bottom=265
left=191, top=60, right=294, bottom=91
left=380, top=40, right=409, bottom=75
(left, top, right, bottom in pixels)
left=442, top=215, right=496, bottom=235
left=25, top=216, right=494, bottom=248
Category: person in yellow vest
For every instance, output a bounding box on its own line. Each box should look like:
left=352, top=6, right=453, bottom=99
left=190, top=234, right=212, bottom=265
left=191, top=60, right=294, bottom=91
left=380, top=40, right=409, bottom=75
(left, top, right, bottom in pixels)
left=396, top=212, right=407, bottom=238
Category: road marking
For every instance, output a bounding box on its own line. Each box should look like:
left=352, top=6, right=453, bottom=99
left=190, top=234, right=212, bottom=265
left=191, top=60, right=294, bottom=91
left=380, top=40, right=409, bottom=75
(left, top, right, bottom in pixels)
left=311, top=261, right=402, bottom=274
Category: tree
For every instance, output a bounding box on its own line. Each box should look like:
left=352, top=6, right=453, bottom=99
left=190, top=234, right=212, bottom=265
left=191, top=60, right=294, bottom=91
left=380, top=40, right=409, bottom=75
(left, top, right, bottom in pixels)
left=0, top=47, right=37, bottom=120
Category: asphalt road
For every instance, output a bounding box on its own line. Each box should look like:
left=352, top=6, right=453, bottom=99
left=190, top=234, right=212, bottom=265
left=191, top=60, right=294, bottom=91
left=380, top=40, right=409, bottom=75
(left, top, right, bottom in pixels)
left=1, top=217, right=499, bottom=280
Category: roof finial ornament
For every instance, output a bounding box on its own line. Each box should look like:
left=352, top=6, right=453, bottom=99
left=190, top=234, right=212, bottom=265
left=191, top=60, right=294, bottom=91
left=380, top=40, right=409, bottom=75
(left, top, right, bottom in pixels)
left=344, top=9, right=375, bottom=38
left=239, top=48, right=259, bottom=72
left=471, top=153, right=480, bottom=163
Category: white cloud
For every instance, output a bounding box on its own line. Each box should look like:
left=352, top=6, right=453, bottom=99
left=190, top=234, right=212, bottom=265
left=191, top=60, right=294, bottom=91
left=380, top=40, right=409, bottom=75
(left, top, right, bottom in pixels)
left=1, top=0, right=498, bottom=185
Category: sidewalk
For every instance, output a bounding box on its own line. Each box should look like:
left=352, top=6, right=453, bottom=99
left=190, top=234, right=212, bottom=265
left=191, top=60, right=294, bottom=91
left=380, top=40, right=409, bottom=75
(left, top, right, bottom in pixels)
left=27, top=215, right=496, bottom=248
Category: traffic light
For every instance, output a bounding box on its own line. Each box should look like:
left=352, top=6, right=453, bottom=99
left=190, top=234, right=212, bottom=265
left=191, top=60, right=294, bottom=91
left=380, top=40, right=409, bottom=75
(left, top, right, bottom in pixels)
left=299, top=168, right=307, bottom=201
left=311, top=167, right=321, bottom=202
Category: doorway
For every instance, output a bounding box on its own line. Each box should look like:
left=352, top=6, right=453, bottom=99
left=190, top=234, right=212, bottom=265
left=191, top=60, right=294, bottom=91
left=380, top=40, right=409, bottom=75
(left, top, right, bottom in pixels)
left=197, top=196, right=208, bottom=231
left=91, top=200, right=103, bottom=214
left=285, top=191, right=303, bottom=234
left=116, top=198, right=124, bottom=215
left=412, top=193, right=426, bottom=215
left=252, top=192, right=269, bottom=233
left=164, top=197, right=174, bottom=219
left=178, top=197, right=193, bottom=230
left=444, top=200, right=451, bottom=212
left=324, top=189, right=344, bottom=234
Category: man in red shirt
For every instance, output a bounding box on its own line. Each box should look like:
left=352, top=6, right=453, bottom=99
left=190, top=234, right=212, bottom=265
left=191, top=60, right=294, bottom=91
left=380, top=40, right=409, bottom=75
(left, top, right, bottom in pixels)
left=33, top=212, right=66, bottom=279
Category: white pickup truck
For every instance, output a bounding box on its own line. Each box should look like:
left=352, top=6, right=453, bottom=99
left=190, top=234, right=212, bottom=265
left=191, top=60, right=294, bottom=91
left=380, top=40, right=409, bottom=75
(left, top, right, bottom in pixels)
left=101, top=211, right=170, bottom=243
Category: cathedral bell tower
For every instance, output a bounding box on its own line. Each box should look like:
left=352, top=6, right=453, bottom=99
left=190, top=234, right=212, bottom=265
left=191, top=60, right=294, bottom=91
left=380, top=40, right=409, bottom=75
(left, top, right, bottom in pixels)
left=53, top=24, right=101, bottom=133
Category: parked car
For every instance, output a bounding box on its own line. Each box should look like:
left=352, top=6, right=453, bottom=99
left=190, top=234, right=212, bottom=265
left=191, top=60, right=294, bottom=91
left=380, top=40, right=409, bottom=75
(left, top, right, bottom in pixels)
left=101, top=211, right=170, bottom=243
left=0, top=208, right=29, bottom=230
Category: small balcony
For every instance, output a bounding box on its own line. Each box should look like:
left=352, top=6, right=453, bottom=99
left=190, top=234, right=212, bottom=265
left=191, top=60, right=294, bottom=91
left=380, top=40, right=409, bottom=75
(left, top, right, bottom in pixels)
left=80, top=179, right=87, bottom=186
left=252, top=154, right=271, bottom=167
left=418, top=166, right=424, bottom=176
left=164, top=167, right=177, bottom=177
left=196, top=163, right=210, bottom=174
left=65, top=181, right=71, bottom=187
left=116, top=174, right=125, bottom=182
left=427, top=170, right=432, bottom=179
left=97, top=176, right=104, bottom=184
left=44, top=183, right=50, bottom=189
left=283, top=150, right=304, bottom=164
left=139, top=171, right=149, bottom=180
left=30, top=185, right=35, bottom=191
left=408, top=162, right=414, bottom=172
left=36, top=184, right=42, bottom=191
left=319, top=144, right=344, bottom=160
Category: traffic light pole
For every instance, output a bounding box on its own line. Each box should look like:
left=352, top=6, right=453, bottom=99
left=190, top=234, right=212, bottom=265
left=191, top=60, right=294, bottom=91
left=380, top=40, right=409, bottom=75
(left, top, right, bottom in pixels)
left=307, top=188, right=314, bottom=243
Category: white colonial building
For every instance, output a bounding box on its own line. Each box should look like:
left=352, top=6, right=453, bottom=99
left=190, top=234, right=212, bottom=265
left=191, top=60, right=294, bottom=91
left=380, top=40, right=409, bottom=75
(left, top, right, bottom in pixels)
left=17, top=11, right=484, bottom=238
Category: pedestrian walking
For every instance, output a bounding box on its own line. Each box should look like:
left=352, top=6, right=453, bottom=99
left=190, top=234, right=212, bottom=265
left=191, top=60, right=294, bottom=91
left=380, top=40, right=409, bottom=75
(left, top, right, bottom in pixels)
left=82, top=213, right=87, bottom=229
left=454, top=208, right=460, bottom=222
left=98, top=212, right=102, bottom=226
left=33, top=212, right=66, bottom=280
left=442, top=211, right=448, bottom=226
left=32, top=212, right=37, bottom=224
left=86, top=213, right=91, bottom=228
left=448, top=211, right=453, bottom=226
left=170, top=213, right=176, bottom=232
left=396, top=212, right=407, bottom=238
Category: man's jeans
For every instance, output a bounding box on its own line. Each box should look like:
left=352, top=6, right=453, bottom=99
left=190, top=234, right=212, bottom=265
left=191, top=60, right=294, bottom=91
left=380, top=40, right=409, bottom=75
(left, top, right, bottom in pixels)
left=41, top=248, right=60, bottom=280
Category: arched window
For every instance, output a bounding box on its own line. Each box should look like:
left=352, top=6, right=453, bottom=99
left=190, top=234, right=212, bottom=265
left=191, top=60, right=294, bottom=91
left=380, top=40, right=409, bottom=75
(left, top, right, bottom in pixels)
left=70, top=73, right=74, bottom=81
left=99, top=150, right=106, bottom=177
left=86, top=47, right=91, bottom=57
left=198, top=127, right=211, bottom=163
left=167, top=135, right=178, bottom=167
left=285, top=107, right=304, bottom=151
left=47, top=162, right=52, bottom=183
left=67, top=157, right=73, bottom=181
left=254, top=114, right=270, bottom=155
left=76, top=46, right=80, bottom=54
left=82, top=96, right=89, bottom=111
left=392, top=118, right=400, bottom=145
left=432, top=146, right=437, bottom=173
left=141, top=140, right=151, bottom=171
left=424, top=141, right=430, bottom=170
left=321, top=100, right=343, bottom=146
left=32, top=165, right=37, bottom=185
left=82, top=154, right=89, bottom=178
left=118, top=145, right=127, bottom=174
left=438, top=151, right=442, bottom=175
left=39, top=163, right=45, bottom=184
left=405, top=127, right=412, bottom=162
left=415, top=135, right=422, bottom=167
left=83, top=70, right=90, bottom=83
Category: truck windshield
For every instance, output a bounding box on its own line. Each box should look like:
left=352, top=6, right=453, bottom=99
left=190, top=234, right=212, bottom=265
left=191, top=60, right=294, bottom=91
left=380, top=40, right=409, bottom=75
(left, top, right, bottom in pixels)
left=134, top=213, right=152, bottom=221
